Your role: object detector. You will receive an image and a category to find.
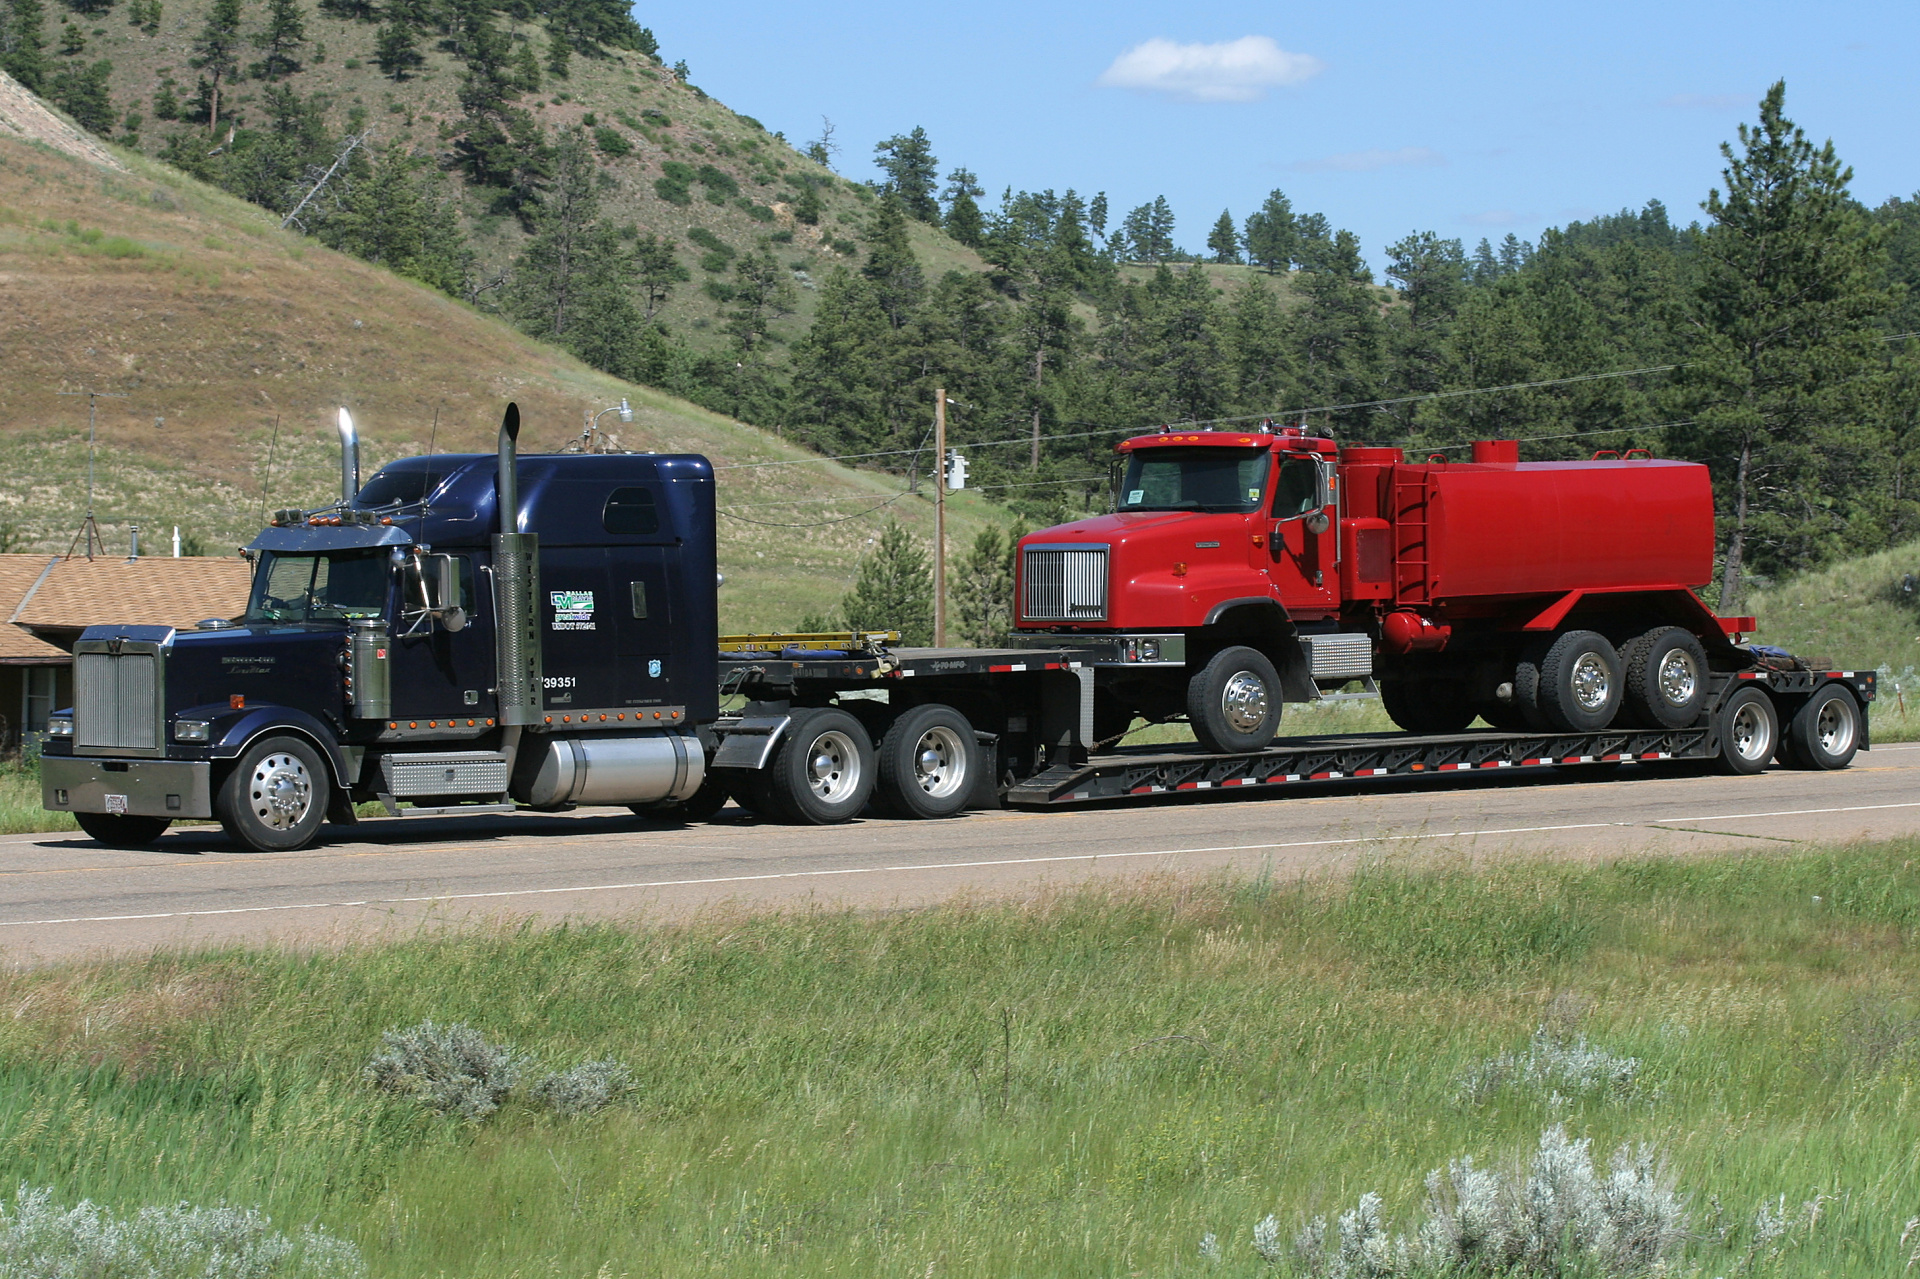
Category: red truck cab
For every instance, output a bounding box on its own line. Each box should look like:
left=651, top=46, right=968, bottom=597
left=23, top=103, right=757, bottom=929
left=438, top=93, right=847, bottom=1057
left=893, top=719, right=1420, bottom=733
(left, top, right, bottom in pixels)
left=1013, top=426, right=1752, bottom=754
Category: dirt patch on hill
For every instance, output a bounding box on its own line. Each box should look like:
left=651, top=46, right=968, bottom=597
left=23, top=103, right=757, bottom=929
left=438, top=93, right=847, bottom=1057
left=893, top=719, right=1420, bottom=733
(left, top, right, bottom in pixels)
left=0, top=69, right=127, bottom=173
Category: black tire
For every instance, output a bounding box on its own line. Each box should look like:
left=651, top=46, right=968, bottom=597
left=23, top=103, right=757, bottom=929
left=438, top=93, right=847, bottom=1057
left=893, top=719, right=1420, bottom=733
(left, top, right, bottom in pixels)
left=758, top=707, right=876, bottom=824
left=1185, top=646, right=1282, bottom=754
left=1514, top=639, right=1551, bottom=730
left=1475, top=695, right=1531, bottom=732
left=1532, top=629, right=1623, bottom=732
left=1380, top=678, right=1477, bottom=734
left=215, top=734, right=331, bottom=851
left=1715, top=686, right=1778, bottom=776
left=1622, top=626, right=1710, bottom=729
left=1782, top=685, right=1862, bottom=770
left=75, top=813, right=172, bottom=848
left=634, top=770, right=730, bottom=823
left=874, top=703, right=978, bottom=819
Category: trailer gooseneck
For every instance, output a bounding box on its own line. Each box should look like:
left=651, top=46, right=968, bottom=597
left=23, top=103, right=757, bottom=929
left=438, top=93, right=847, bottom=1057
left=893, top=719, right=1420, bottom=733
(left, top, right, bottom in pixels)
left=39, top=406, right=1876, bottom=851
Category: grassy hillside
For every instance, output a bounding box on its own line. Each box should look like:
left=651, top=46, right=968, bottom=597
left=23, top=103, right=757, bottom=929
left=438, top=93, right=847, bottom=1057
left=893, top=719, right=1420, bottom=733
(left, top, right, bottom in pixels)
left=0, top=131, right=1011, bottom=632
left=52, top=2, right=986, bottom=351
left=0, top=845, right=1916, bottom=1275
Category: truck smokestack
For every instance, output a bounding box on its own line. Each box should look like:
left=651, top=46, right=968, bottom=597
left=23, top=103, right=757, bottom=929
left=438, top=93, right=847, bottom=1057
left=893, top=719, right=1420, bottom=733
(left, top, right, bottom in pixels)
left=336, top=407, right=360, bottom=503
left=491, top=402, right=542, bottom=728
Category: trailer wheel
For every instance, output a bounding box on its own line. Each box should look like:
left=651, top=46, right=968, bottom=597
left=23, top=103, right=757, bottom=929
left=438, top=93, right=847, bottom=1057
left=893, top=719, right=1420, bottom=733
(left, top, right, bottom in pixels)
left=1782, top=685, right=1861, bottom=770
left=1187, top=646, right=1282, bottom=754
left=215, top=734, right=331, bottom=851
left=75, top=813, right=172, bottom=848
left=1622, top=627, right=1710, bottom=729
left=1715, top=686, right=1778, bottom=775
left=1381, top=679, right=1476, bottom=734
left=874, top=703, right=978, bottom=819
left=758, top=707, right=876, bottom=824
left=1532, top=630, right=1623, bottom=732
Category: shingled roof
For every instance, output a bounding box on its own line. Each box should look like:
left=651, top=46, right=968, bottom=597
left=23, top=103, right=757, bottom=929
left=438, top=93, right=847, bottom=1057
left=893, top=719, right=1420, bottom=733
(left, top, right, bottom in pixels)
left=0, top=553, right=253, bottom=643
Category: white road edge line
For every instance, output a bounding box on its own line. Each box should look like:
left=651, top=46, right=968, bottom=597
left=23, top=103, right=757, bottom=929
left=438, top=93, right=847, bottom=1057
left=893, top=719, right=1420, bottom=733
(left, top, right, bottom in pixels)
left=6, top=797, right=1920, bottom=930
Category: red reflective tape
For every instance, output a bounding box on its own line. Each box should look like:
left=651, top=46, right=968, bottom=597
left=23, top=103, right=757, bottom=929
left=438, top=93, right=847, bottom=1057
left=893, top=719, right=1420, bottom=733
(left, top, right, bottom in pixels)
left=1177, top=782, right=1200, bottom=790
left=1131, top=785, right=1157, bottom=795
left=988, top=664, right=1012, bottom=672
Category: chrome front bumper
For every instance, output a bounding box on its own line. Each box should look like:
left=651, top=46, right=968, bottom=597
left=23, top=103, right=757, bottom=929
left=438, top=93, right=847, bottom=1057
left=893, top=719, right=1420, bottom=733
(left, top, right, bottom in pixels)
left=42, top=756, right=213, bottom=819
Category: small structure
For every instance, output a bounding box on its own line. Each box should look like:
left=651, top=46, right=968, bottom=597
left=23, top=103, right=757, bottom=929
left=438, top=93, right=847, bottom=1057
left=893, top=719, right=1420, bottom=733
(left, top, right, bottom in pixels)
left=0, top=553, right=252, bottom=747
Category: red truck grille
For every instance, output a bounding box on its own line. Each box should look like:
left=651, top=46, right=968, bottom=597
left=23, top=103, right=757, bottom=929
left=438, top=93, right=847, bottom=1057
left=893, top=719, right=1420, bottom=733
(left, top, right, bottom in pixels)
left=1022, top=545, right=1107, bottom=622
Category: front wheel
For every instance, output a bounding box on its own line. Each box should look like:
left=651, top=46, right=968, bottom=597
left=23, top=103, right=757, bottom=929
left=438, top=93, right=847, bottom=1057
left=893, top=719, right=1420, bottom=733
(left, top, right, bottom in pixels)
left=758, top=707, right=876, bottom=824
left=75, top=813, right=172, bottom=848
left=1782, top=686, right=1861, bottom=770
left=215, top=734, right=331, bottom=851
left=1186, top=646, right=1281, bottom=754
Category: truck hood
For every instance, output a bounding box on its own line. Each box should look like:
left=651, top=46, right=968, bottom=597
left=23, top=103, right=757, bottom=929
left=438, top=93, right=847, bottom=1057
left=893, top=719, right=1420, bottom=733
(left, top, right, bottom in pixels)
left=1028, top=510, right=1204, bottom=542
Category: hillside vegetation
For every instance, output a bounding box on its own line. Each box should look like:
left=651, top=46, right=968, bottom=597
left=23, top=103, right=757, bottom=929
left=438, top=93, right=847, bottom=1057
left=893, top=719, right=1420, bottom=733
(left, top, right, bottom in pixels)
left=0, top=131, right=1011, bottom=632
left=0, top=846, right=1915, bottom=1275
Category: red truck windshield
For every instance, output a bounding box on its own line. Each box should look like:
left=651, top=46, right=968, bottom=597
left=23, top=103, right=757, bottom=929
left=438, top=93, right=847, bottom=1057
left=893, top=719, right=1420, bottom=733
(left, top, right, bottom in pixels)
left=1118, top=447, right=1269, bottom=514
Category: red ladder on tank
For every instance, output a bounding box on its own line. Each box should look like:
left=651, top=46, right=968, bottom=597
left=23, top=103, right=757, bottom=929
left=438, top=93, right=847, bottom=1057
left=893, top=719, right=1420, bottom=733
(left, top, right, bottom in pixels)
left=1391, top=470, right=1433, bottom=602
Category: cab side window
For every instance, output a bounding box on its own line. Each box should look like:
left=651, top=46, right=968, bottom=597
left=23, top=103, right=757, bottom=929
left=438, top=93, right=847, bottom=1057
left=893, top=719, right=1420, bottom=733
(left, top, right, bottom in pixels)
left=603, top=487, right=660, bottom=535
left=1272, top=459, right=1320, bottom=519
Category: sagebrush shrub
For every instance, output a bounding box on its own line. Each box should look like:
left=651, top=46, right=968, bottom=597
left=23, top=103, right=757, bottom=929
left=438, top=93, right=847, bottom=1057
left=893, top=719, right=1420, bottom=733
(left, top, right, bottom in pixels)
left=1457, top=1026, right=1641, bottom=1104
left=530, top=1059, right=635, bottom=1116
left=0, top=1184, right=365, bottom=1278
left=363, top=1020, right=529, bottom=1119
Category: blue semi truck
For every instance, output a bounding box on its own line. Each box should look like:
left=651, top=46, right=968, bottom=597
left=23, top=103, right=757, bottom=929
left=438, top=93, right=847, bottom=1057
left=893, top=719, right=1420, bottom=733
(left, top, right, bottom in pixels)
left=38, top=406, right=1875, bottom=852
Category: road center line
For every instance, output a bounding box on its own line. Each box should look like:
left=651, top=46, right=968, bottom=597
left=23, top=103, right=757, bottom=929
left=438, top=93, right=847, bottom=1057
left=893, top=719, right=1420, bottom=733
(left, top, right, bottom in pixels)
left=5, top=796, right=1918, bottom=931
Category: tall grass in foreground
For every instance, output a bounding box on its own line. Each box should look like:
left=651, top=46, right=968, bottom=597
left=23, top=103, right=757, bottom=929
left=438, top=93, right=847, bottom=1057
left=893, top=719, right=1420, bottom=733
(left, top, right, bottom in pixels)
left=0, top=845, right=1915, bottom=1275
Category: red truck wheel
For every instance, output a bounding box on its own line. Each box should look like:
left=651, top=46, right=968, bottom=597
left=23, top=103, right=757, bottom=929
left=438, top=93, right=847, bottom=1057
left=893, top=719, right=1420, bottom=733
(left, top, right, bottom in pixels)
left=1527, top=630, right=1623, bottom=733
left=1186, top=647, right=1281, bottom=754
left=1622, top=626, right=1710, bottom=729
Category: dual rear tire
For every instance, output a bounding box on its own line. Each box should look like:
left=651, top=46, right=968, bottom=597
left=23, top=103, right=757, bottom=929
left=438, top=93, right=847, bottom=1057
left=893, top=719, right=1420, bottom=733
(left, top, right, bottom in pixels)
left=735, top=703, right=981, bottom=824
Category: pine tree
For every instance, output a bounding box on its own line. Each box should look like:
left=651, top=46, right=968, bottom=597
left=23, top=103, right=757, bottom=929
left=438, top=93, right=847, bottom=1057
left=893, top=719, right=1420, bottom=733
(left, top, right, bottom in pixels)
left=632, top=233, right=687, bottom=319
left=790, top=178, right=821, bottom=225
left=862, top=194, right=923, bottom=329
left=252, top=0, right=305, bottom=78
left=1244, top=189, right=1295, bottom=273
left=543, top=23, right=567, bottom=79
left=373, top=18, right=419, bottom=78
left=49, top=57, right=113, bottom=133
left=191, top=0, right=243, bottom=130
left=1118, top=197, right=1175, bottom=263
left=318, top=145, right=472, bottom=295
left=723, top=246, right=796, bottom=352
left=841, top=520, right=933, bottom=645
left=1207, top=209, right=1241, bottom=263
left=1672, top=80, right=1898, bottom=607
left=1, top=0, right=48, bottom=93
left=872, top=125, right=939, bottom=222
left=511, top=36, right=539, bottom=91
left=505, top=127, right=600, bottom=339
left=951, top=524, right=1022, bottom=647
left=942, top=166, right=984, bottom=247
left=1088, top=191, right=1107, bottom=243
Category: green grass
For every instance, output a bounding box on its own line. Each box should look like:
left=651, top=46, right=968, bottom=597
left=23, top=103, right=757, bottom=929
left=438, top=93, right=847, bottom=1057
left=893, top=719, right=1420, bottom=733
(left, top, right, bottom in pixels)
left=2, top=843, right=1917, bottom=1275
left=0, top=756, right=73, bottom=835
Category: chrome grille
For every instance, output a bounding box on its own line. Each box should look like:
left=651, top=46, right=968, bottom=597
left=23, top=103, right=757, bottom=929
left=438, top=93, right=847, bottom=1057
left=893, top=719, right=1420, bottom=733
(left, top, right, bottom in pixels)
left=75, top=651, right=160, bottom=750
left=1022, top=545, right=1108, bottom=622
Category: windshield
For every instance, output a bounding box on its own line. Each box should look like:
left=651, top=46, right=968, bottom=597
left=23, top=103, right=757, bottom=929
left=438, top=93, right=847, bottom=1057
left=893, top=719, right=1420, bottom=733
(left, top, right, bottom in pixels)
left=247, top=551, right=390, bottom=622
left=1118, top=447, right=1269, bottom=514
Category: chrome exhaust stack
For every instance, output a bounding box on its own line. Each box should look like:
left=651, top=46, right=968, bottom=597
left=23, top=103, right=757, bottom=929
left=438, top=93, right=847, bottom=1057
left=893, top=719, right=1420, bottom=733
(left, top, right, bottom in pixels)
left=491, top=403, right=543, bottom=729
left=336, top=407, right=360, bottom=503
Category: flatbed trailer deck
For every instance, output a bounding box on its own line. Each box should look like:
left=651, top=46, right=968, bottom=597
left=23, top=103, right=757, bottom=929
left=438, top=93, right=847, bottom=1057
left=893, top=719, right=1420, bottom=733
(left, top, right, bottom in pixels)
left=714, top=643, right=1876, bottom=816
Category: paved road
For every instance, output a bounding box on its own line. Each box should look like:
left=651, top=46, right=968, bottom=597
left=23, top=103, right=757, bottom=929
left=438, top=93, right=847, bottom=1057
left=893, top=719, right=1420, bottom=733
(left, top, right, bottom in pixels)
left=3, top=744, right=1918, bottom=964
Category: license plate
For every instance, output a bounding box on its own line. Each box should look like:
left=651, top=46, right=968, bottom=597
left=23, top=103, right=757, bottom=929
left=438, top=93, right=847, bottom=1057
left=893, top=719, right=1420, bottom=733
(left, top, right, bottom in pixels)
left=105, top=794, right=128, bottom=815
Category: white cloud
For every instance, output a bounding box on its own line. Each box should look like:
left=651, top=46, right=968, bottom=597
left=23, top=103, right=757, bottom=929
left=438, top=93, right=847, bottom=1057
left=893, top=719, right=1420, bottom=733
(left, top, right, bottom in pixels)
left=1096, top=36, right=1324, bottom=103
left=1292, top=146, right=1445, bottom=173
left=1659, top=93, right=1749, bottom=110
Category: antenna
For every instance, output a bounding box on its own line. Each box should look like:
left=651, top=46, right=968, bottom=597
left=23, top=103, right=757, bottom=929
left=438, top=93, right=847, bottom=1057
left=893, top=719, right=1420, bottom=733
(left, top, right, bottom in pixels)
left=57, top=388, right=130, bottom=560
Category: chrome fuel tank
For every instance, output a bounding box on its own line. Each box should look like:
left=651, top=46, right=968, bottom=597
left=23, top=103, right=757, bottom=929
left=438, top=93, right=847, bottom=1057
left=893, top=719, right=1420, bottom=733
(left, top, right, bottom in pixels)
left=514, top=731, right=704, bottom=807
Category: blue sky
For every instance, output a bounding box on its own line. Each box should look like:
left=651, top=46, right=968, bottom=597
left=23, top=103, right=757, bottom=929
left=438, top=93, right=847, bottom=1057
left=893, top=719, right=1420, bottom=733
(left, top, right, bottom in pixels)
left=651, top=1, right=1920, bottom=277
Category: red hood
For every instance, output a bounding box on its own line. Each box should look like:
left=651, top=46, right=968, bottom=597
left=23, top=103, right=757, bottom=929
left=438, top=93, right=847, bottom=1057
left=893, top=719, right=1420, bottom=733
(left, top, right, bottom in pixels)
left=1018, top=508, right=1271, bottom=631
left=1026, top=510, right=1198, bottom=541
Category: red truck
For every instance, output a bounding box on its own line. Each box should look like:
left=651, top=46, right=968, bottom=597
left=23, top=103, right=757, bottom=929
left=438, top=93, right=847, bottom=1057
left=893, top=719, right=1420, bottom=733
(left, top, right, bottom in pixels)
left=1008, top=425, right=1863, bottom=775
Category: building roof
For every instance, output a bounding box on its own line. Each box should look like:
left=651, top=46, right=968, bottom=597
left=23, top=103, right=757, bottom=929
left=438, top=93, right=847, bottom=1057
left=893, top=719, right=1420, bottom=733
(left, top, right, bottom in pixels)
left=0, top=553, right=253, bottom=642
left=0, top=622, right=67, bottom=664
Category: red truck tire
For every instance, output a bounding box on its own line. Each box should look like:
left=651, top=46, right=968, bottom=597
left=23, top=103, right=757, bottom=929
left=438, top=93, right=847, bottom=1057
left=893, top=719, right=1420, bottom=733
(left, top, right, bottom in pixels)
left=1621, top=626, right=1710, bottom=729
left=1187, top=647, right=1282, bottom=754
left=1521, top=630, right=1624, bottom=732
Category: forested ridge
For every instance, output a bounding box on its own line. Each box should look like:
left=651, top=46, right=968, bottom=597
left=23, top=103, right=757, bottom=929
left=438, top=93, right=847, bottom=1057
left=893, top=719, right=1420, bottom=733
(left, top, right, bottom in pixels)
left=2, top=0, right=1916, bottom=606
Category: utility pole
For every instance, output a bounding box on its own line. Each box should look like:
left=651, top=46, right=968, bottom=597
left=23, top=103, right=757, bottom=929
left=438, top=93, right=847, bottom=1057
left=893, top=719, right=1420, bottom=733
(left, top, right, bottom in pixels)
left=933, top=387, right=947, bottom=647
left=57, top=388, right=129, bottom=560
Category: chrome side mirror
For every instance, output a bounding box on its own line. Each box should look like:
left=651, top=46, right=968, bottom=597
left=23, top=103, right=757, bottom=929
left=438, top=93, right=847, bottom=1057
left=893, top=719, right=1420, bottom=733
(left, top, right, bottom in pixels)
left=1304, top=510, right=1331, bottom=536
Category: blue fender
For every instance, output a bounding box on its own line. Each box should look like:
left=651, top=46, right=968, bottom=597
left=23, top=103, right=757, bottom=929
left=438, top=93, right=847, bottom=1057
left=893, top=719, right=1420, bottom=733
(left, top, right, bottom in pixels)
left=206, top=706, right=353, bottom=788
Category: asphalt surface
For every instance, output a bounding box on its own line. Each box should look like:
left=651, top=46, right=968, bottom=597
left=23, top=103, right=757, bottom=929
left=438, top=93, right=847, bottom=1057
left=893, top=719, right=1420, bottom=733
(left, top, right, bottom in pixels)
left=3, top=744, right=1918, bottom=964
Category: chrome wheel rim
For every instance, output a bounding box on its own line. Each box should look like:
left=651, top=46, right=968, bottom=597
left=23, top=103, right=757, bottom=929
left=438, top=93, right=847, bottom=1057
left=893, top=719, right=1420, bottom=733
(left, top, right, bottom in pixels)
left=1657, top=649, right=1698, bottom=707
left=1221, top=670, right=1270, bottom=733
left=806, top=730, right=861, bottom=802
left=1571, top=652, right=1612, bottom=711
left=911, top=725, right=968, bottom=799
left=1729, top=702, right=1771, bottom=762
left=1814, top=696, right=1855, bottom=756
left=250, top=752, right=313, bottom=831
